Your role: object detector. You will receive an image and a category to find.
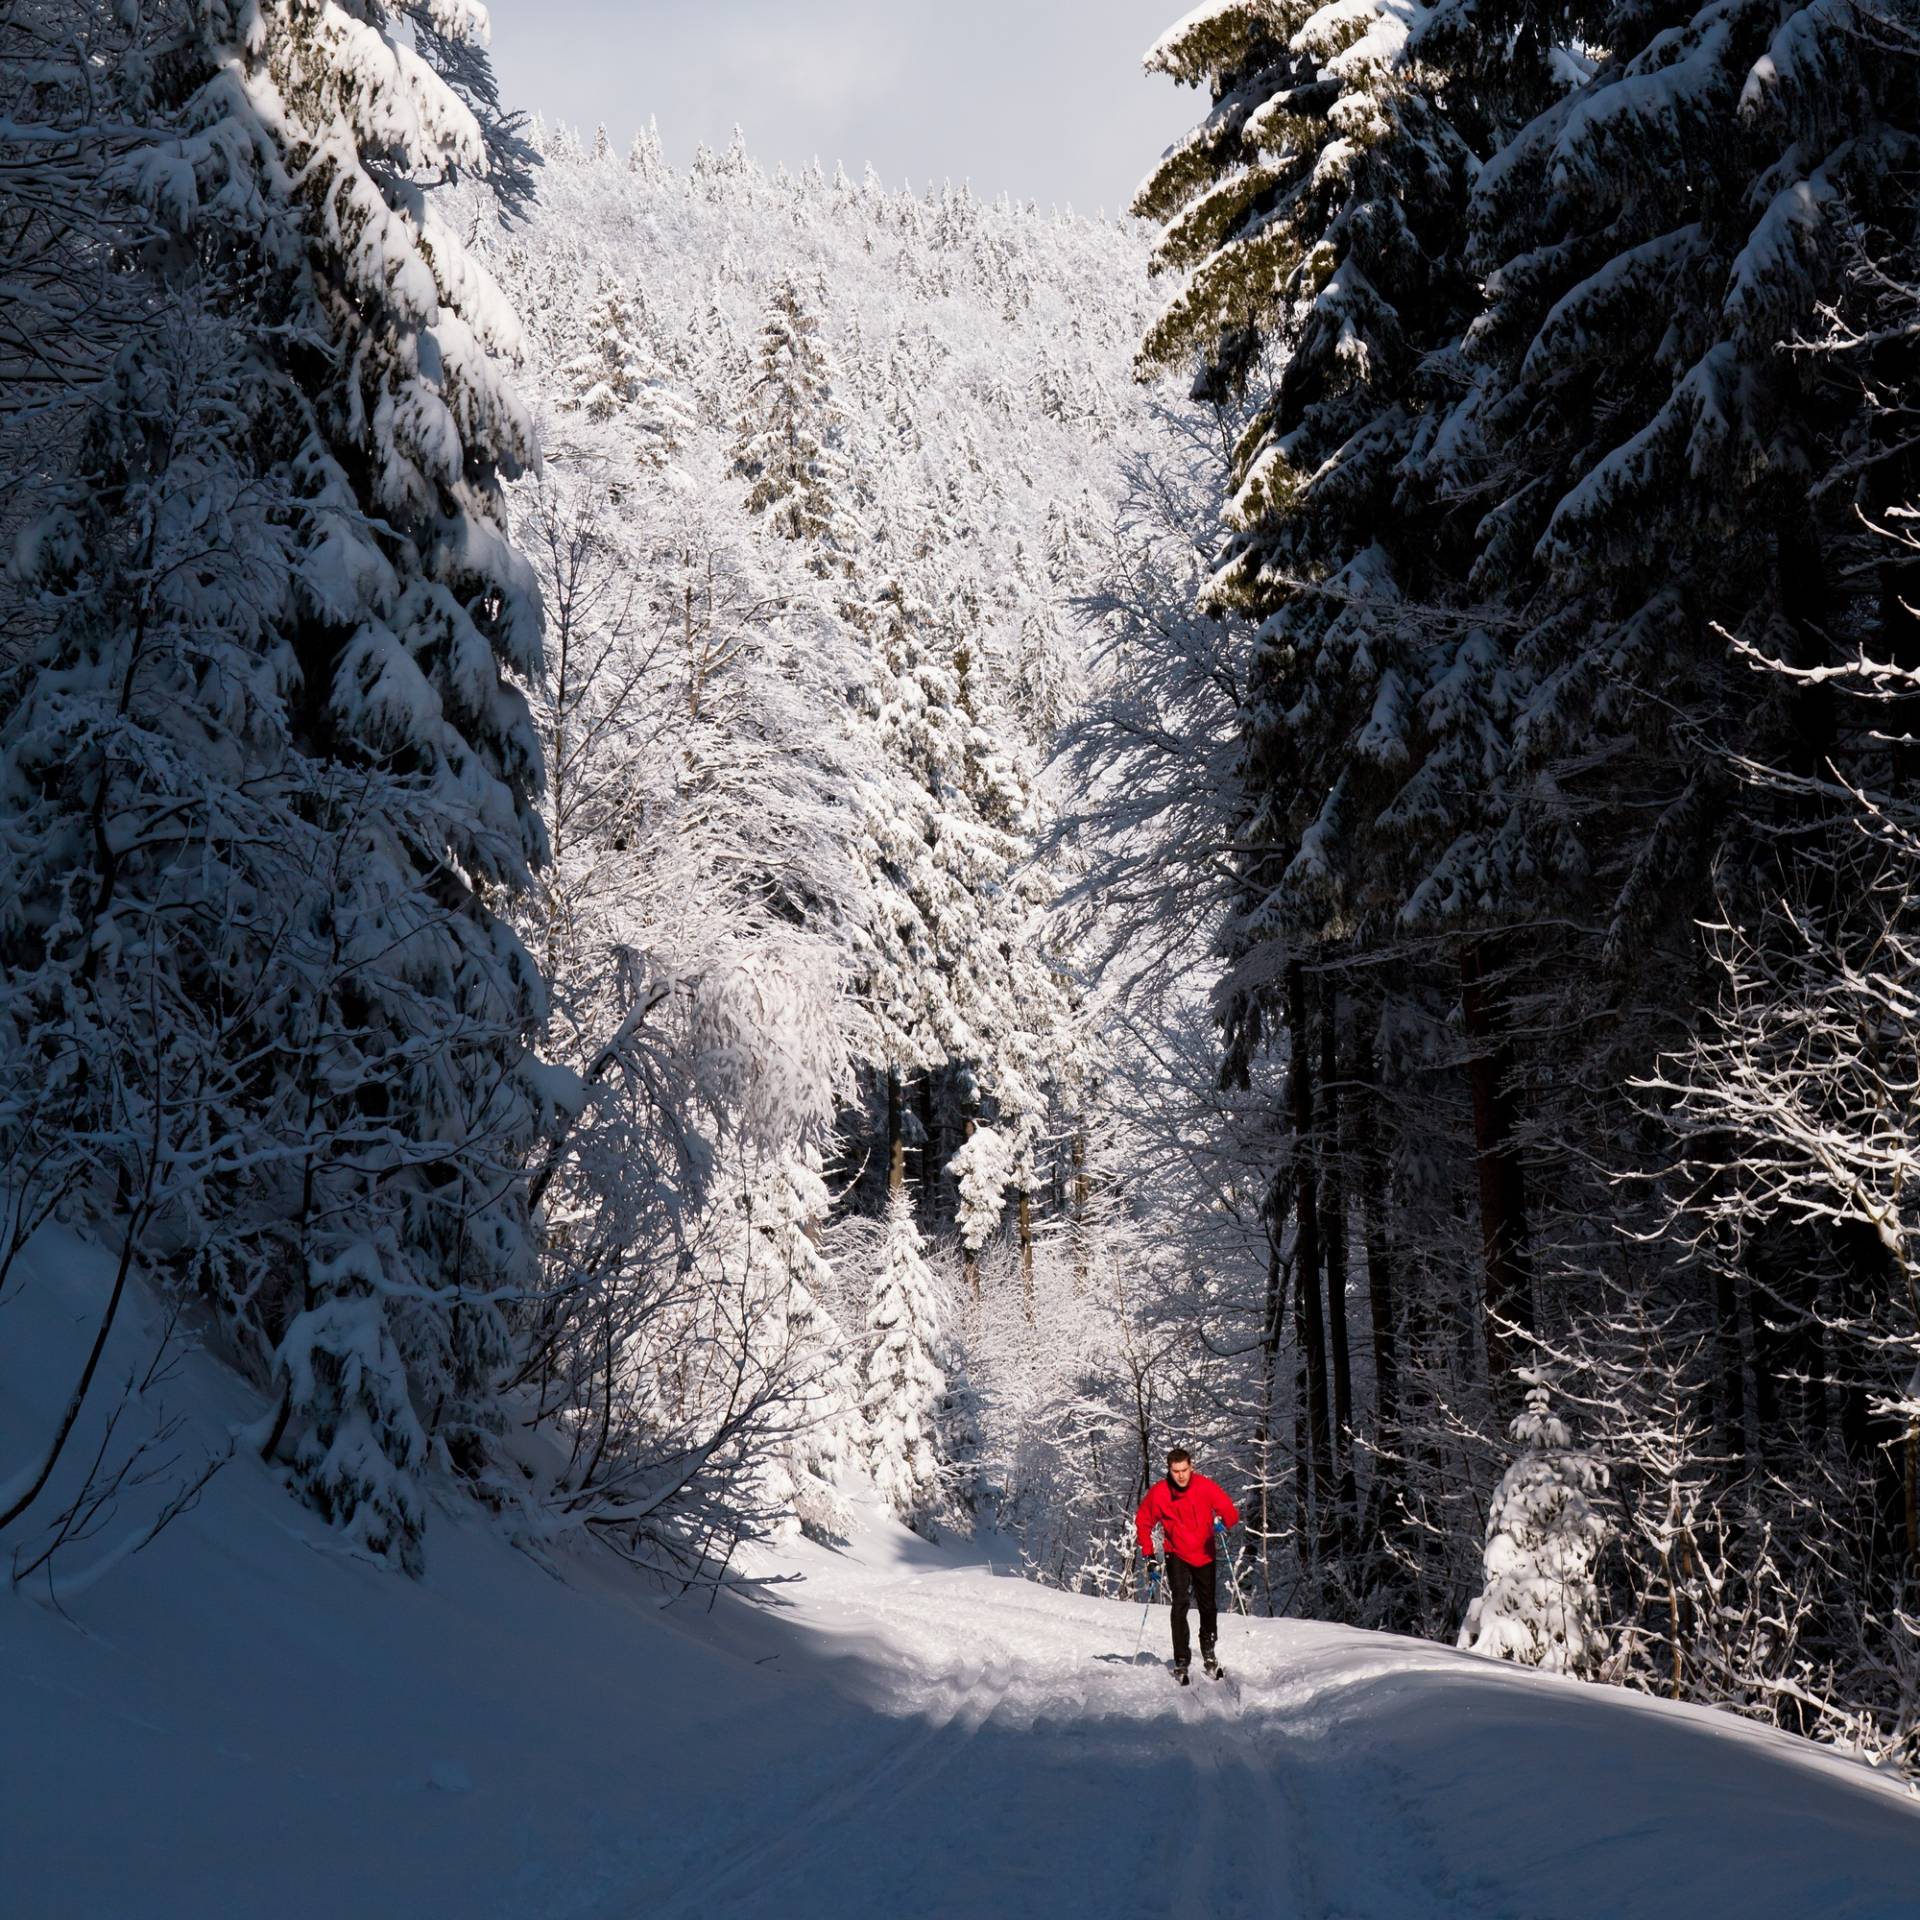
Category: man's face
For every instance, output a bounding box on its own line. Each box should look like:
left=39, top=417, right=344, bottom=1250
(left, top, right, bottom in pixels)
left=1170, top=1459, right=1192, bottom=1488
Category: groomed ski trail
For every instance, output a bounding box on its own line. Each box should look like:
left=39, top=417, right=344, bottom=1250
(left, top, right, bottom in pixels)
left=659, top=1512, right=1920, bottom=1920
left=680, top=1541, right=1479, bottom=1920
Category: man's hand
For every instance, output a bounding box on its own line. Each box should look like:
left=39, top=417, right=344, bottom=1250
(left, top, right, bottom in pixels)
left=1143, top=1553, right=1160, bottom=1585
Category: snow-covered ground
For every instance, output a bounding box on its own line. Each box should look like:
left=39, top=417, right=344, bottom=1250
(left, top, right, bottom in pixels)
left=8, top=1227, right=1920, bottom=1919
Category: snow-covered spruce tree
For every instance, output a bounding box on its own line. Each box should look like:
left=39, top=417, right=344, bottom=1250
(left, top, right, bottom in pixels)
left=863, top=1189, right=948, bottom=1527
left=396, top=0, right=538, bottom=216
left=559, top=273, right=693, bottom=461
left=855, top=575, right=990, bottom=1071
left=1133, top=0, right=1484, bottom=947
left=1459, top=1378, right=1610, bottom=1674
left=728, top=1152, right=860, bottom=1544
left=1424, top=0, right=1918, bottom=960
left=949, top=1122, right=1020, bottom=1262
left=941, top=552, right=1088, bottom=1274
left=735, top=276, right=855, bottom=566
left=0, top=0, right=553, bottom=1570
left=850, top=565, right=1072, bottom=1269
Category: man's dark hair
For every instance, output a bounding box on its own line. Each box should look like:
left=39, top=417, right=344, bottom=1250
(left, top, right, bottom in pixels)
left=1166, top=1447, right=1191, bottom=1469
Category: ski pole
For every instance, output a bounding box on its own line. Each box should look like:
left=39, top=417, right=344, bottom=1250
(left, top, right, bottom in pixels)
left=1213, top=1520, right=1244, bottom=1612
left=1215, top=1519, right=1250, bottom=1639
left=1133, top=1557, right=1159, bottom=1658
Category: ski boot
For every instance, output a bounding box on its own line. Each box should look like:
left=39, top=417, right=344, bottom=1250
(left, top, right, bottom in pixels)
left=1202, top=1645, right=1224, bottom=1681
left=1172, top=1658, right=1191, bottom=1686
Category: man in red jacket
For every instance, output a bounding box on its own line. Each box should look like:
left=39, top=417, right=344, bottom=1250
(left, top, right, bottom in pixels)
left=1135, top=1447, right=1240, bottom=1679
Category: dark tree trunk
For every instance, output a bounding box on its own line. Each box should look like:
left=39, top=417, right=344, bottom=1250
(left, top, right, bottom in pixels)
left=1354, top=1014, right=1399, bottom=1466
left=1747, top=1240, right=1784, bottom=1468
left=1775, top=506, right=1837, bottom=783
left=1866, top=282, right=1920, bottom=793
left=918, top=1068, right=939, bottom=1225
left=1747, top=1219, right=1828, bottom=1463
left=1070, top=1131, right=1090, bottom=1288
left=1789, top=1252, right=1829, bottom=1454
left=1320, top=987, right=1355, bottom=1525
left=1830, top=1223, right=1908, bottom=1591
left=1458, top=936, right=1534, bottom=1410
left=1017, top=1187, right=1035, bottom=1322
left=1853, top=417, right=1920, bottom=1574
left=1253, top=1163, right=1290, bottom=1613
left=1287, top=959, right=1333, bottom=1530
left=1882, top=526, right=1920, bottom=796
left=1293, top=1327, right=1309, bottom=1548
left=887, top=1067, right=905, bottom=1199
left=958, top=1071, right=980, bottom=1294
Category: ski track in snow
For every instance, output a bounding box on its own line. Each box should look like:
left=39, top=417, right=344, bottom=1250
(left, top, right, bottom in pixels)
left=653, top=1683, right=991, bottom=1918
left=10, top=1231, right=1920, bottom=1920
left=630, top=1526, right=1920, bottom=1920
left=690, top=1552, right=1512, bottom=1920
left=767, top=1558, right=1255, bottom=1914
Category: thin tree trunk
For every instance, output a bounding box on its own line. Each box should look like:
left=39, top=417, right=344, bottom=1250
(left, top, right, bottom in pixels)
left=1287, top=959, right=1332, bottom=1530
left=1293, top=1328, right=1309, bottom=1548
left=1747, top=1221, right=1829, bottom=1467
left=1712, top=1254, right=1747, bottom=1478
left=918, top=1068, right=939, bottom=1226
left=1070, top=1131, right=1090, bottom=1288
left=887, top=1067, right=905, bottom=1199
left=1255, top=1163, right=1290, bottom=1612
left=1, top=1197, right=145, bottom=1536
left=1866, top=315, right=1920, bottom=792
left=1354, top=1014, right=1399, bottom=1475
left=1906, top=1421, right=1918, bottom=1575
left=1787, top=1240, right=1829, bottom=1452
left=1747, top=1237, right=1785, bottom=1469
left=1133, top=1357, right=1154, bottom=1523
left=1017, top=1187, right=1035, bottom=1323
left=960, top=1082, right=980, bottom=1296
left=1458, top=936, right=1533, bottom=1410
left=1321, top=988, right=1354, bottom=1526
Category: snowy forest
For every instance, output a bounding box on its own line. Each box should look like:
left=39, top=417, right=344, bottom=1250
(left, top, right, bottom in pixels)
left=6, top=0, right=1920, bottom=1796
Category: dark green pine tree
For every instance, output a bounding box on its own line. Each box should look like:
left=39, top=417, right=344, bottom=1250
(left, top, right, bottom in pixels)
left=1134, top=0, right=1531, bottom=1555
left=1135, top=0, right=1484, bottom=949
left=1421, top=0, right=1920, bottom=959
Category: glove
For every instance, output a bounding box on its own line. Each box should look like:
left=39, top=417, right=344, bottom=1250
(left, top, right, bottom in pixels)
left=1143, top=1554, right=1160, bottom=1586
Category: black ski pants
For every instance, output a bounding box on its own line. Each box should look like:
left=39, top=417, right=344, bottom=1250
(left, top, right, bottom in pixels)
left=1167, top=1553, right=1217, bottom=1666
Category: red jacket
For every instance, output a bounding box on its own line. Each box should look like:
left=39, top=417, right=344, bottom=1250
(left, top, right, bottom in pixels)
left=1135, top=1472, right=1239, bottom=1566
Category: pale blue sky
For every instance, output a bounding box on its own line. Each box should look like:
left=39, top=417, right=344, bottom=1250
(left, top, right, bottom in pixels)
left=485, top=0, right=1192, bottom=215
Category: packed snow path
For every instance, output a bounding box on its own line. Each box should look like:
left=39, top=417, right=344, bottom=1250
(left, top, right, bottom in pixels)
left=680, top=1520, right=1920, bottom=1920
left=8, top=1238, right=1920, bottom=1919
left=14, top=1499, right=1920, bottom=1918
left=681, top=1538, right=1325, bottom=1920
